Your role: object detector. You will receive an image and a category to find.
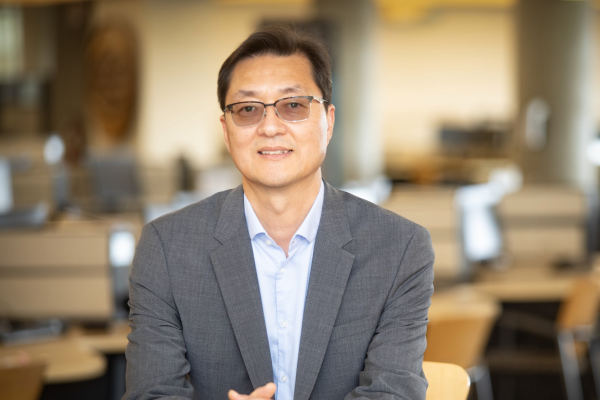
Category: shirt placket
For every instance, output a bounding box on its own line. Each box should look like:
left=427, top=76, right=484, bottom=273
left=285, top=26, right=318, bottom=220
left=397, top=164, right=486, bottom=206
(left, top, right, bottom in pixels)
left=275, top=237, right=300, bottom=400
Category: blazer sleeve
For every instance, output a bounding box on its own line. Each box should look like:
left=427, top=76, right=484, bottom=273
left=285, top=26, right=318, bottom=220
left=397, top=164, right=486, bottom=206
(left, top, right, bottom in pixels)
left=124, top=223, right=194, bottom=400
left=345, top=225, right=435, bottom=400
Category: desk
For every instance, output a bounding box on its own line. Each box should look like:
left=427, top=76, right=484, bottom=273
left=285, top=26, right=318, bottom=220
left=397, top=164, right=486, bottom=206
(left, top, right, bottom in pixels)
left=74, top=321, right=130, bottom=354
left=429, top=285, right=500, bottom=320
left=0, top=322, right=130, bottom=384
left=471, top=262, right=590, bottom=302
left=0, top=338, right=106, bottom=384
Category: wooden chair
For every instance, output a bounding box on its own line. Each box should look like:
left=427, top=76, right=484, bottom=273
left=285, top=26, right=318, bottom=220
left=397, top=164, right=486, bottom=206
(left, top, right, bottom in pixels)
left=424, top=361, right=471, bottom=400
left=493, top=275, right=600, bottom=400
left=0, top=361, right=45, bottom=400
left=425, top=286, right=501, bottom=400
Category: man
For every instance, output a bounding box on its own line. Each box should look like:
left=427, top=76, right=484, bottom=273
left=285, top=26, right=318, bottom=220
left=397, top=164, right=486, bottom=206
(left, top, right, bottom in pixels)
left=124, top=25, right=434, bottom=400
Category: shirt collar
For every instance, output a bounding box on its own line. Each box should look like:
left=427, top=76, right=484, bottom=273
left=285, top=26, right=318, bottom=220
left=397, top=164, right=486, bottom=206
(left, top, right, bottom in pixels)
left=243, top=180, right=325, bottom=243
left=244, top=193, right=266, bottom=240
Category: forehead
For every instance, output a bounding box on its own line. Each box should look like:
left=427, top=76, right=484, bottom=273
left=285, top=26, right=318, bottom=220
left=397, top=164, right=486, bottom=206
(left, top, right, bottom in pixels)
left=227, top=53, right=319, bottom=101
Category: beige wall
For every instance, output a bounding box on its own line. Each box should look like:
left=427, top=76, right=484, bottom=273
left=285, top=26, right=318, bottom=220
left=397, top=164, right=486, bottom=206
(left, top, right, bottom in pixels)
left=595, top=12, right=600, bottom=135
left=93, top=0, right=315, bottom=169
left=379, top=9, right=516, bottom=159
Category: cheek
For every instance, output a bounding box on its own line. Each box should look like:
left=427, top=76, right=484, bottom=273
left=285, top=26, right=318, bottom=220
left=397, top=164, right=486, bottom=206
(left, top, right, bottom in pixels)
left=298, top=130, right=326, bottom=157
left=300, top=135, right=327, bottom=160
left=317, top=119, right=330, bottom=151
left=228, top=133, right=253, bottom=159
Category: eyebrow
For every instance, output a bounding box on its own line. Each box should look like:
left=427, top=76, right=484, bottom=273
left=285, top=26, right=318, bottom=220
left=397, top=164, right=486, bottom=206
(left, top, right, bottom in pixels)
left=235, top=89, right=258, bottom=98
left=279, top=85, right=305, bottom=94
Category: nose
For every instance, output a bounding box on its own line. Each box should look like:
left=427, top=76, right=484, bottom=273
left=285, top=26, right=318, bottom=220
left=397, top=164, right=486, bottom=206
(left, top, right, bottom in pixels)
left=259, top=104, right=286, bottom=137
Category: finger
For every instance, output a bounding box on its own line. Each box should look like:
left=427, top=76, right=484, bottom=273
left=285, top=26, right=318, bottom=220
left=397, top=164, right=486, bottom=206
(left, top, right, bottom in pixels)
left=249, top=382, right=277, bottom=399
left=228, top=389, right=247, bottom=400
left=15, top=351, right=30, bottom=365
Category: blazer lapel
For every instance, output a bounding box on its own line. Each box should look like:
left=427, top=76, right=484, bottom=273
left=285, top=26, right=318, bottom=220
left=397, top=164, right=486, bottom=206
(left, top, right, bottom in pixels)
left=210, top=186, right=273, bottom=390
left=294, top=182, right=355, bottom=400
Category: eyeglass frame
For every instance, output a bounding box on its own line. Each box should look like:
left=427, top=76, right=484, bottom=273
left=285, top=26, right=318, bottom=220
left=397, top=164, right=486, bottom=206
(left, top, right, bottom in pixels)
left=222, top=95, right=328, bottom=127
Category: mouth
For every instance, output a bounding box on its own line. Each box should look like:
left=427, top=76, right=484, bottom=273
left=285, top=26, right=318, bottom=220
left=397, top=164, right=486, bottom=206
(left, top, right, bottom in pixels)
left=258, top=150, right=293, bottom=155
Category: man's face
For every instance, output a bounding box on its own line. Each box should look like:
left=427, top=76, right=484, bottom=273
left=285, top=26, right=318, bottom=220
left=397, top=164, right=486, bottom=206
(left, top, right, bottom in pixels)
left=220, top=53, right=335, bottom=189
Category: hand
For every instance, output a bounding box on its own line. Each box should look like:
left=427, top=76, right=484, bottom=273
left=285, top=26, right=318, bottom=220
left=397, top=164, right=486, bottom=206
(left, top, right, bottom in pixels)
left=228, top=382, right=277, bottom=400
left=0, top=351, right=31, bottom=368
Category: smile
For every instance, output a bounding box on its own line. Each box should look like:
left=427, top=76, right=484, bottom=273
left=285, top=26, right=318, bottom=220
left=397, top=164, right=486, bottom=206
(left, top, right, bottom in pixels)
left=259, top=150, right=292, bottom=155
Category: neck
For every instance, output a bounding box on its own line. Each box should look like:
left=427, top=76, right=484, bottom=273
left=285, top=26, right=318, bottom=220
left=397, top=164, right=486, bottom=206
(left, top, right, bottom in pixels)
left=243, top=171, right=322, bottom=256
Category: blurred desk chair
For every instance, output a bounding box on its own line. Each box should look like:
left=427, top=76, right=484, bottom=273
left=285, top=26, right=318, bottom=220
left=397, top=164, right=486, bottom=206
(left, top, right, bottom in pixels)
left=382, top=186, right=461, bottom=281
left=0, top=224, right=115, bottom=324
left=424, top=361, right=471, bottom=400
left=498, top=185, right=588, bottom=266
left=0, top=219, right=139, bottom=328
left=491, top=276, right=600, bottom=400
left=426, top=286, right=501, bottom=400
left=0, top=361, right=45, bottom=400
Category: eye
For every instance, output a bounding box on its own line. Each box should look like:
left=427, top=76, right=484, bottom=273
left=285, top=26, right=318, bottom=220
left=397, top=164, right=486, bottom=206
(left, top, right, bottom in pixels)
left=242, top=106, right=256, bottom=113
left=289, top=103, right=299, bottom=108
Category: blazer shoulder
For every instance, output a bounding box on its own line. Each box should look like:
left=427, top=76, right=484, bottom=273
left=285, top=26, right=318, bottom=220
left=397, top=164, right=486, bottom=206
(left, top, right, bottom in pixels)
left=339, top=189, right=429, bottom=239
left=148, top=189, right=232, bottom=234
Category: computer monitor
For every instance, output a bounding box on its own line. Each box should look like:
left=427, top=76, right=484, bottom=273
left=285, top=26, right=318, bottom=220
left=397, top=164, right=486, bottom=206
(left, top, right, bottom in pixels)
left=87, top=155, right=141, bottom=213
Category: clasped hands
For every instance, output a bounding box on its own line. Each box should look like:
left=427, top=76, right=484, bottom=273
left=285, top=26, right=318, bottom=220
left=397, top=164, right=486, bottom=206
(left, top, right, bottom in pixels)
left=228, top=382, right=277, bottom=400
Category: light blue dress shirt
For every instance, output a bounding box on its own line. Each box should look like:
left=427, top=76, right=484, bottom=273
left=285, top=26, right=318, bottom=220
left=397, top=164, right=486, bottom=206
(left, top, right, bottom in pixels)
left=243, top=181, right=324, bottom=400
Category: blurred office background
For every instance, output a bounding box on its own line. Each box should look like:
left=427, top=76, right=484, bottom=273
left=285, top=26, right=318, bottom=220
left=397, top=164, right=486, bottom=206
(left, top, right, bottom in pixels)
left=2, top=0, right=600, bottom=399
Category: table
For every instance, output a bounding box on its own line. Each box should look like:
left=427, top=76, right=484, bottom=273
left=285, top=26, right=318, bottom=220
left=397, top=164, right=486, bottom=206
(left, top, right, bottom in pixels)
left=0, top=321, right=130, bottom=384
left=0, top=338, right=105, bottom=384
left=471, top=262, right=591, bottom=302
left=74, top=321, right=130, bottom=354
left=429, top=284, right=501, bottom=320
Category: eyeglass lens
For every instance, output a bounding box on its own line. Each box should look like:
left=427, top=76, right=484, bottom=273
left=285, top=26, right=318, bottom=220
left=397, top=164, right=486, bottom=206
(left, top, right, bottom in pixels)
left=230, top=97, right=312, bottom=126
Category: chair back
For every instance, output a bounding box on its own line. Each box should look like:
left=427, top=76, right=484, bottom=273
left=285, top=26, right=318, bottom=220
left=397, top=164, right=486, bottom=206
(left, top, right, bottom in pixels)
left=0, top=362, right=45, bottom=400
left=425, top=286, right=501, bottom=369
left=424, top=361, right=470, bottom=400
left=556, top=276, right=600, bottom=331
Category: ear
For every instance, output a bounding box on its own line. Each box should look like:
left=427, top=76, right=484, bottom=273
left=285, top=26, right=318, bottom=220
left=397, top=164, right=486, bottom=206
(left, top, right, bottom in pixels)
left=220, top=114, right=231, bottom=153
left=326, top=104, right=335, bottom=145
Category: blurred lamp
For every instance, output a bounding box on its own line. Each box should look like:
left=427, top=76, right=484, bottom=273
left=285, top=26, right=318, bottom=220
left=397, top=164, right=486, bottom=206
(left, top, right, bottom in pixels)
left=488, top=164, right=523, bottom=195
left=109, top=228, right=136, bottom=320
left=524, top=98, right=550, bottom=151
left=587, top=138, right=600, bottom=166
left=455, top=184, right=503, bottom=263
left=109, top=230, right=136, bottom=268
left=0, top=158, right=13, bottom=214
left=43, top=134, right=65, bottom=165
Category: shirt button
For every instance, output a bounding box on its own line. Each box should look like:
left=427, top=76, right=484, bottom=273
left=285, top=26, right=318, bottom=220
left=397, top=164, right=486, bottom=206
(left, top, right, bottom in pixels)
left=281, top=375, right=288, bottom=383
left=280, top=268, right=286, bottom=274
left=281, top=321, right=288, bottom=328
left=265, top=240, right=272, bottom=246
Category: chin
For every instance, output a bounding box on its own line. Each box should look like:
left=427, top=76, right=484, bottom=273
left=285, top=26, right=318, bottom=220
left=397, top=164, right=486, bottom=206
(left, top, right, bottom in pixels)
left=251, top=173, right=300, bottom=189
left=259, top=177, right=296, bottom=189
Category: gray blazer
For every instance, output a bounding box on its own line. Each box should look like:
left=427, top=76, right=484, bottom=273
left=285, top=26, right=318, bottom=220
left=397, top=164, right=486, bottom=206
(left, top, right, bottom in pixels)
left=124, top=181, right=434, bottom=400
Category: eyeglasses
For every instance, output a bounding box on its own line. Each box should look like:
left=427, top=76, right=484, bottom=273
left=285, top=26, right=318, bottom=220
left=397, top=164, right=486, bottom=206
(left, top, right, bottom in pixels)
left=223, top=96, right=328, bottom=127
